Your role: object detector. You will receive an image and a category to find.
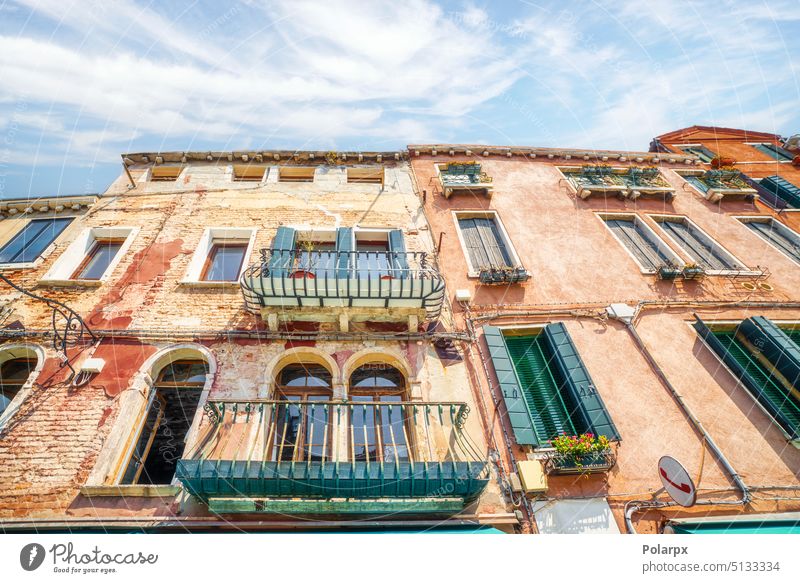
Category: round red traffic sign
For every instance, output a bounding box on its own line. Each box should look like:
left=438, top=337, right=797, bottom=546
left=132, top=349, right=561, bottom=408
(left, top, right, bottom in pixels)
left=658, top=455, right=697, bottom=507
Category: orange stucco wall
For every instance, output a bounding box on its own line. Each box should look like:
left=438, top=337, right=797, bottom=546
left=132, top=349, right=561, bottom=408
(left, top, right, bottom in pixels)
left=411, top=148, right=800, bottom=533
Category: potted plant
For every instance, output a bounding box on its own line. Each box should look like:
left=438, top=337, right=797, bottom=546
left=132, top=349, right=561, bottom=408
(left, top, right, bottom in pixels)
left=545, top=433, right=615, bottom=475
left=710, top=156, right=736, bottom=168
left=290, top=240, right=317, bottom=279
left=478, top=265, right=530, bottom=284
left=681, top=263, right=705, bottom=280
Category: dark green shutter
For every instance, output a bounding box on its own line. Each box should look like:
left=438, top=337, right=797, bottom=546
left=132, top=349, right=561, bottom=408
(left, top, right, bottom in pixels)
left=760, top=176, right=800, bottom=209
left=740, top=316, right=800, bottom=389
left=693, top=317, right=800, bottom=440
left=335, top=227, right=354, bottom=278
left=388, top=229, right=409, bottom=278
left=268, top=226, right=296, bottom=276
left=543, top=323, right=620, bottom=441
left=483, top=326, right=538, bottom=446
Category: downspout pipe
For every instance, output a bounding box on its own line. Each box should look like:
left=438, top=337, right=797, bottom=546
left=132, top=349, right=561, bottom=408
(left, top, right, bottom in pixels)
left=610, top=306, right=750, bottom=533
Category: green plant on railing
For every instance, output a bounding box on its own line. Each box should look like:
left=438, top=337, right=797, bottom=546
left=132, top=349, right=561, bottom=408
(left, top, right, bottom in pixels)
left=702, top=169, right=750, bottom=190
left=550, top=432, right=610, bottom=456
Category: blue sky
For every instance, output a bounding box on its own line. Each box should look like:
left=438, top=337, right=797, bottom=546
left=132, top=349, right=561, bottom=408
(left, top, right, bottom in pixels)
left=0, top=0, right=798, bottom=199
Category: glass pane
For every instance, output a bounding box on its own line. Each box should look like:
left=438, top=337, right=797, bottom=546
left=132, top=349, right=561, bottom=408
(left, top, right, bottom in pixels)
left=295, top=243, right=336, bottom=278
left=356, top=240, right=390, bottom=276
left=274, top=396, right=302, bottom=461
left=75, top=241, right=123, bottom=280
left=378, top=395, right=409, bottom=462
left=279, top=364, right=332, bottom=388
left=351, top=395, right=378, bottom=461
left=351, top=365, right=404, bottom=389
left=204, top=244, right=246, bottom=281
left=0, top=218, right=72, bottom=264
left=304, top=396, right=329, bottom=461
left=156, top=361, right=207, bottom=385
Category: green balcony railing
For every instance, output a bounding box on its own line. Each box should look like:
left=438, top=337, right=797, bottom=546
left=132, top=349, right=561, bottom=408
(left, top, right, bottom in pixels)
left=564, top=165, right=674, bottom=200
left=176, top=399, right=490, bottom=512
left=439, top=163, right=493, bottom=198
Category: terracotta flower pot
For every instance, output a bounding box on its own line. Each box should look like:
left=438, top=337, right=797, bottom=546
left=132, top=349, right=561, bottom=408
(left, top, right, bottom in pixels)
left=290, top=270, right=315, bottom=279
left=710, top=156, right=736, bottom=168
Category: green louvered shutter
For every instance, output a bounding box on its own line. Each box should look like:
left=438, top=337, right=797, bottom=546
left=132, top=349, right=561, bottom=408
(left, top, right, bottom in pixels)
left=388, top=229, right=409, bottom=278
left=693, top=317, right=800, bottom=440
left=760, top=176, right=800, bottom=209
left=543, top=323, right=621, bottom=441
left=268, top=226, right=296, bottom=277
left=483, top=326, right=538, bottom=446
left=335, top=227, right=354, bottom=279
left=740, top=316, right=800, bottom=389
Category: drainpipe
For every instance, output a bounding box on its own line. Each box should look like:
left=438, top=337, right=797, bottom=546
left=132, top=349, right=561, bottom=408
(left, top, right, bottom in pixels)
left=606, top=304, right=750, bottom=533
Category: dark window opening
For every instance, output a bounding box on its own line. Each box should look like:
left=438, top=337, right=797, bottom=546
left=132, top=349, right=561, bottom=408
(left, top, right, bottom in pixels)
left=120, top=359, right=207, bottom=486
left=0, top=358, right=36, bottom=415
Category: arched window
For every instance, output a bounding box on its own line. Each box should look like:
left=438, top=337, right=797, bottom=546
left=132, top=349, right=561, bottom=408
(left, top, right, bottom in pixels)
left=0, top=356, right=37, bottom=415
left=272, top=364, right=333, bottom=462
left=121, top=359, right=207, bottom=485
left=349, top=363, right=411, bottom=462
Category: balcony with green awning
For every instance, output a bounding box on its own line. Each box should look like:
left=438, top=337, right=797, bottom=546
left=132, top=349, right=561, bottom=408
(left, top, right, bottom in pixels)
left=176, top=399, right=490, bottom=515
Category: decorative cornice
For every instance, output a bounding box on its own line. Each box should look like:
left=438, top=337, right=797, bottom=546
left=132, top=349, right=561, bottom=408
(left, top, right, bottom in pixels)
left=122, top=150, right=406, bottom=166
left=0, top=194, right=99, bottom=216
left=407, top=144, right=700, bottom=165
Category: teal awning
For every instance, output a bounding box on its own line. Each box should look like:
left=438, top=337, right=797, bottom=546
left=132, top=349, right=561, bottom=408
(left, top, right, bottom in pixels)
left=670, top=520, right=800, bottom=534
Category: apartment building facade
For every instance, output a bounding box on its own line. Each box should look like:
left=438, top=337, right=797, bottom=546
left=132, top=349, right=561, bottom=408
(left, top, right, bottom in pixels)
left=2, top=129, right=800, bottom=534
left=409, top=138, right=800, bottom=534
left=0, top=151, right=509, bottom=532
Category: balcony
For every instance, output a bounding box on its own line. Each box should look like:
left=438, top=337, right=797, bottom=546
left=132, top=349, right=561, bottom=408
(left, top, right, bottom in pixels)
left=563, top=166, right=675, bottom=200
left=240, top=249, right=445, bottom=331
left=684, top=170, right=758, bottom=202
left=438, top=163, right=493, bottom=198
left=175, top=400, right=490, bottom=514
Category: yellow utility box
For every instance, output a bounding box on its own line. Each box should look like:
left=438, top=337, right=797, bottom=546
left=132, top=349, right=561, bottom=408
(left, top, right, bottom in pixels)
left=517, top=460, right=548, bottom=493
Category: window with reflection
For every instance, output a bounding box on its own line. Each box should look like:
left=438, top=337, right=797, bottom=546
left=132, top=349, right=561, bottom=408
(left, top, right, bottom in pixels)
left=0, top=358, right=36, bottom=415
left=121, top=359, right=207, bottom=485
left=273, top=364, right=333, bottom=462
left=349, top=363, right=411, bottom=462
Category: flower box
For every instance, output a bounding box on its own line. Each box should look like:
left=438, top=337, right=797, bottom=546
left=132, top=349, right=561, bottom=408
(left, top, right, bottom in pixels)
left=478, top=267, right=530, bottom=285
left=682, top=266, right=705, bottom=280
left=544, top=449, right=616, bottom=475
left=658, top=265, right=682, bottom=280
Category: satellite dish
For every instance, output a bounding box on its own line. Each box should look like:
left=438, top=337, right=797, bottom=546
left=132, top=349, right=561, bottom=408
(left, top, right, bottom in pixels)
left=658, top=455, right=697, bottom=507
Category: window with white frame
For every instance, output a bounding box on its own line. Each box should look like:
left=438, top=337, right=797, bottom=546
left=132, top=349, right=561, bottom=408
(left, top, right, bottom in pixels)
left=182, top=227, right=256, bottom=284
left=650, top=215, right=746, bottom=272
left=598, top=214, right=684, bottom=273
left=678, top=144, right=716, bottom=163
left=453, top=211, right=524, bottom=277
left=736, top=217, right=800, bottom=265
left=40, top=227, right=138, bottom=285
left=748, top=143, right=794, bottom=162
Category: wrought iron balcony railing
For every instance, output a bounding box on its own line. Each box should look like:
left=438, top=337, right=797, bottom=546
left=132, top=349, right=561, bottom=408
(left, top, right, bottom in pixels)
left=240, top=249, right=445, bottom=320
left=176, top=400, right=490, bottom=511
left=438, top=163, right=493, bottom=198
left=684, top=169, right=758, bottom=202
left=563, top=166, right=675, bottom=200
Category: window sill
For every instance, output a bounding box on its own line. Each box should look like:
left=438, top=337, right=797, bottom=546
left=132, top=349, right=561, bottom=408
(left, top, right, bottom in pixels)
left=79, top=484, right=182, bottom=498
left=178, top=279, right=241, bottom=289
left=38, top=278, right=103, bottom=288
left=0, top=262, right=38, bottom=270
